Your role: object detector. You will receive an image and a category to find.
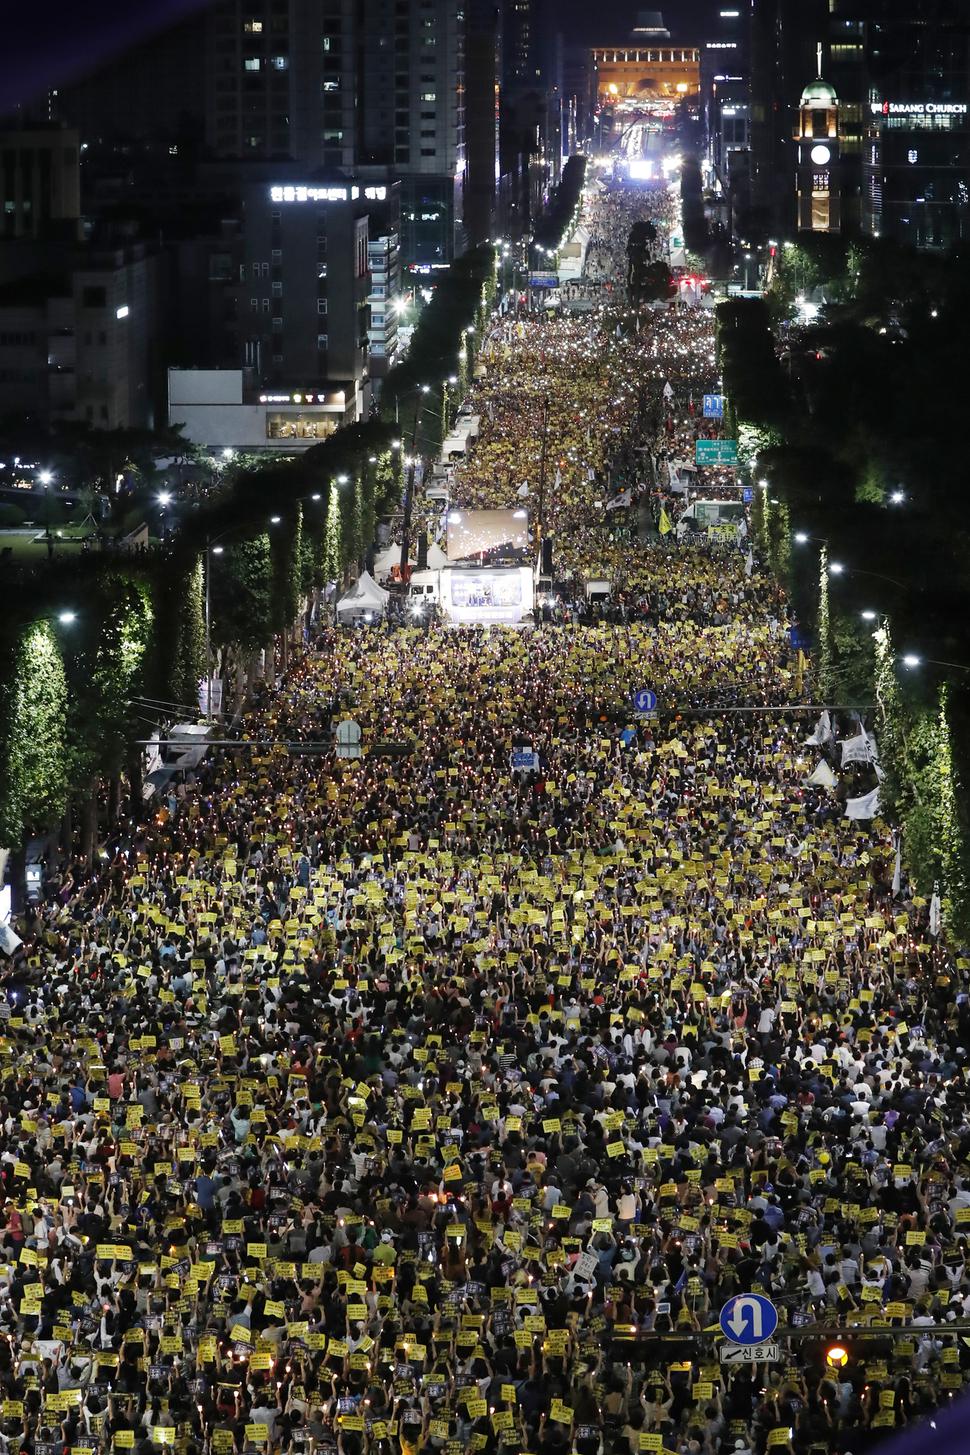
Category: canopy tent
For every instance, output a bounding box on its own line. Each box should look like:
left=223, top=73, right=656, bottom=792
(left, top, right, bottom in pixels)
left=425, top=541, right=448, bottom=570
left=336, top=570, right=390, bottom=618
left=373, top=543, right=403, bottom=581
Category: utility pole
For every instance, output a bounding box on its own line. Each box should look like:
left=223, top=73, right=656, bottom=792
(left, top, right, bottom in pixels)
left=536, top=394, right=550, bottom=556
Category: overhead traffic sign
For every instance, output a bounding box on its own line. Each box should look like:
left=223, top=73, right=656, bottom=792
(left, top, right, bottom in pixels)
left=719, top=1294, right=778, bottom=1346
left=695, top=439, right=738, bottom=467
left=632, top=689, right=657, bottom=714
left=720, top=1341, right=780, bottom=1365
left=702, top=394, right=724, bottom=419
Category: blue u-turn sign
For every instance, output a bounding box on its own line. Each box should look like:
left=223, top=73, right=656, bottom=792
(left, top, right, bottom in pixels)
left=719, top=1294, right=778, bottom=1345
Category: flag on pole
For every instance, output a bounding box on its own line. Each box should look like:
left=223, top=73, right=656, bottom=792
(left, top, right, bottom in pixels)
left=892, top=834, right=902, bottom=897
left=929, top=882, right=942, bottom=938
left=605, top=489, right=633, bottom=511
left=804, top=710, right=833, bottom=747
left=658, top=508, right=673, bottom=536
left=805, top=759, right=837, bottom=790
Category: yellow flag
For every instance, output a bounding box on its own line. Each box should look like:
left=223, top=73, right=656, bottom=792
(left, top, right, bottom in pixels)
left=658, top=508, right=673, bottom=536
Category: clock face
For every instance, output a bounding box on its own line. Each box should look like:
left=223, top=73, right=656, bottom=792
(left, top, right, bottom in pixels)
left=810, top=144, right=831, bottom=165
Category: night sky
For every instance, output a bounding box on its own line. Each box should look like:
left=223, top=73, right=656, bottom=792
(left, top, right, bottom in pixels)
left=2, top=0, right=714, bottom=114
left=1, top=0, right=214, bottom=113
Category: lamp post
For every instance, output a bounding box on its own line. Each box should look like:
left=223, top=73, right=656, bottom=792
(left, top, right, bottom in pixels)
left=901, top=654, right=970, bottom=675
left=37, top=469, right=55, bottom=559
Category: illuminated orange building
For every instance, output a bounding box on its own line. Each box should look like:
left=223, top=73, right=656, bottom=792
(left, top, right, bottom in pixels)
left=591, top=45, right=700, bottom=104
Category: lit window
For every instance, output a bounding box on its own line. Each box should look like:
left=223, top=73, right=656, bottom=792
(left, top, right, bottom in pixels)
left=244, top=19, right=263, bottom=32
left=272, top=56, right=288, bottom=70
left=244, top=57, right=261, bottom=71
left=420, top=91, right=436, bottom=101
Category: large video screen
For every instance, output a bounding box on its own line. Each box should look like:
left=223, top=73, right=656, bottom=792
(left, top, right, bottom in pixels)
left=450, top=573, right=523, bottom=609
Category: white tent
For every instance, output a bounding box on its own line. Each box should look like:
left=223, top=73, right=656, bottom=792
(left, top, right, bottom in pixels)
left=425, top=541, right=448, bottom=570
left=336, top=571, right=390, bottom=618
left=373, top=543, right=402, bottom=581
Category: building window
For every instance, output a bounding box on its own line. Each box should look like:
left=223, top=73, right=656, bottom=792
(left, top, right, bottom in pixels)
left=267, top=412, right=336, bottom=440
left=420, top=91, right=436, bottom=101
left=317, top=298, right=328, bottom=314
left=811, top=193, right=830, bottom=229
left=271, top=317, right=283, bottom=331
left=812, top=172, right=829, bottom=190
left=272, top=281, right=283, bottom=297
left=317, top=333, right=329, bottom=350
left=250, top=298, right=259, bottom=311
left=244, top=19, right=263, bottom=32
left=271, top=56, right=289, bottom=69
left=244, top=57, right=261, bottom=71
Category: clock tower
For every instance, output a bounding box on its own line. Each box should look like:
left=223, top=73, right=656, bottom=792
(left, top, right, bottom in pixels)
left=794, top=47, right=840, bottom=233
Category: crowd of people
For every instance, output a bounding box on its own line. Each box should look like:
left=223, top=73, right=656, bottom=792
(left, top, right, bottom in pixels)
left=2, top=177, right=968, bottom=1455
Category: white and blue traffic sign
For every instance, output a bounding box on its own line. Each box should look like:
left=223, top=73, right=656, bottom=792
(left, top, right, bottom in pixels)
left=719, top=1294, right=778, bottom=1346
left=742, top=486, right=753, bottom=504
left=702, top=393, right=724, bottom=419
left=632, top=689, right=657, bottom=714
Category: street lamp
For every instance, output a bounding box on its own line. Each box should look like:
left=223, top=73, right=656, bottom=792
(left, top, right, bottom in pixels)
left=901, top=654, right=970, bottom=674
left=57, top=611, right=77, bottom=625
left=37, top=469, right=55, bottom=559
left=889, top=489, right=905, bottom=505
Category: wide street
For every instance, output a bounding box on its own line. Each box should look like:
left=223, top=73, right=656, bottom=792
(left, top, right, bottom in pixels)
left=3, top=176, right=969, bottom=1455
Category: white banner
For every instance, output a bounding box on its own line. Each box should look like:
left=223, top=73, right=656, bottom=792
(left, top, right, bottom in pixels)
left=0, top=923, right=22, bottom=957
left=840, top=730, right=877, bottom=766
left=198, top=677, right=224, bottom=717
left=845, top=787, right=881, bottom=820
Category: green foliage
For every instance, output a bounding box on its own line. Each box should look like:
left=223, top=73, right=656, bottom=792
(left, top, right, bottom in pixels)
left=816, top=548, right=834, bottom=700
left=532, top=156, right=587, bottom=251
left=161, top=556, right=205, bottom=710
left=80, top=576, right=153, bottom=781
left=322, top=490, right=341, bottom=584
left=716, top=300, right=792, bottom=434
left=211, top=535, right=272, bottom=652
left=339, top=479, right=361, bottom=574
left=0, top=621, right=69, bottom=849
left=269, top=506, right=303, bottom=633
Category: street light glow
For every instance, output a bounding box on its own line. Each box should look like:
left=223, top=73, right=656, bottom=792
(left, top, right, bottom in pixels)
left=58, top=611, right=76, bottom=625
left=829, top=561, right=845, bottom=575
left=222, top=447, right=235, bottom=460
left=794, top=532, right=808, bottom=544
left=270, top=515, right=281, bottom=524
left=902, top=653, right=921, bottom=668
left=861, top=609, right=877, bottom=621
left=890, top=490, right=905, bottom=504
left=158, top=492, right=172, bottom=506
left=37, top=470, right=53, bottom=486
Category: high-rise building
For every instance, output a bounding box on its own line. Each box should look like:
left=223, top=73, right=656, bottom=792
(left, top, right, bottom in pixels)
left=0, top=125, right=81, bottom=241
left=204, top=0, right=467, bottom=270
left=749, top=0, right=969, bottom=246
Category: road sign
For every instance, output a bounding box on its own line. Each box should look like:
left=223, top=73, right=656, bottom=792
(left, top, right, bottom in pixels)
left=632, top=689, right=657, bottom=714
left=695, top=439, right=738, bottom=467
left=719, top=1341, right=780, bottom=1366
left=742, top=486, right=753, bottom=504
left=719, top=1294, right=778, bottom=1346
left=702, top=393, right=724, bottom=419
